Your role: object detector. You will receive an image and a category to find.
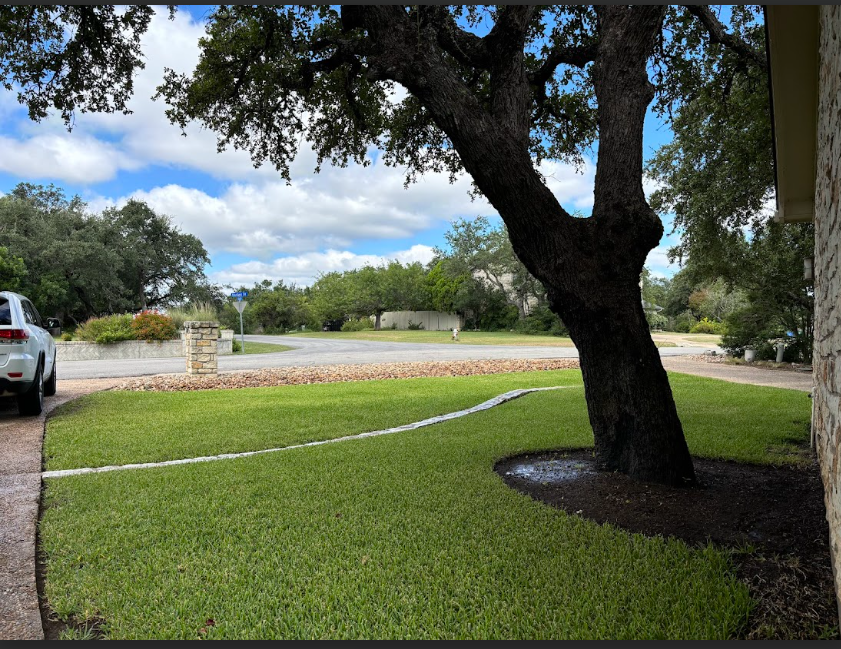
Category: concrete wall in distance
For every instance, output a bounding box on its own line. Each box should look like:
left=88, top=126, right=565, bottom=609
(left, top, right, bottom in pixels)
left=379, top=311, right=463, bottom=331
left=813, top=4, right=841, bottom=622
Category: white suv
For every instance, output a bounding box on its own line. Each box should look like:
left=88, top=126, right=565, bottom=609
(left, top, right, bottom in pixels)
left=0, top=291, right=57, bottom=416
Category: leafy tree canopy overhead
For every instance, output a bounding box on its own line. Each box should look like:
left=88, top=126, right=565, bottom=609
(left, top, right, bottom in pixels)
left=0, top=5, right=173, bottom=125
left=647, top=5, right=770, bottom=278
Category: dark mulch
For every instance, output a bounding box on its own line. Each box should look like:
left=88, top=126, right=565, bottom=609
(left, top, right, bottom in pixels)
left=495, top=449, right=839, bottom=640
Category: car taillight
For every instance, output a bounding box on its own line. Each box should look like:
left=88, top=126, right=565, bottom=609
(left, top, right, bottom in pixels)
left=0, top=329, right=29, bottom=340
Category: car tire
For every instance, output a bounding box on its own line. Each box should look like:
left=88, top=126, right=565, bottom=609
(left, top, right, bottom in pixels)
left=17, top=362, right=44, bottom=416
left=44, top=355, right=57, bottom=397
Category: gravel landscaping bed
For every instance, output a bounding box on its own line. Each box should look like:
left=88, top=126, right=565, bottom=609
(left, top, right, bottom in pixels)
left=684, top=354, right=812, bottom=372
left=114, top=358, right=581, bottom=392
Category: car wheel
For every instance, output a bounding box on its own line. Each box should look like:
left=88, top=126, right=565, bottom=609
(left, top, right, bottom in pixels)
left=44, top=355, right=57, bottom=397
left=17, top=362, right=44, bottom=416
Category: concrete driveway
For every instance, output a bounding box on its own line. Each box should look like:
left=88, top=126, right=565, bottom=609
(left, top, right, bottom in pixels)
left=59, top=335, right=722, bottom=380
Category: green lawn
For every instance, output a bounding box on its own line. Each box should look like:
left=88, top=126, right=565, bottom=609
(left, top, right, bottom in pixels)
left=287, top=329, right=578, bottom=345
left=233, top=341, right=294, bottom=355
left=40, top=373, right=811, bottom=639
left=284, top=330, right=678, bottom=347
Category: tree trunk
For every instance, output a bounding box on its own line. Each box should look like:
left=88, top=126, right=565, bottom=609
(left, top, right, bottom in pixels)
left=515, top=295, right=527, bottom=321
left=374, top=312, right=381, bottom=330
left=556, top=280, right=697, bottom=486
left=359, top=5, right=695, bottom=486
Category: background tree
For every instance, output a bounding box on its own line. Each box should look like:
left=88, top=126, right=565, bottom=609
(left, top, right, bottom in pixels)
left=219, top=279, right=315, bottom=334
left=0, top=5, right=769, bottom=485
left=0, top=246, right=27, bottom=292
left=309, top=271, right=355, bottom=328
left=425, top=261, right=467, bottom=315
left=647, top=6, right=812, bottom=360
left=0, top=184, right=213, bottom=324
left=436, top=216, right=546, bottom=321
left=103, top=200, right=211, bottom=310
left=0, top=184, right=127, bottom=322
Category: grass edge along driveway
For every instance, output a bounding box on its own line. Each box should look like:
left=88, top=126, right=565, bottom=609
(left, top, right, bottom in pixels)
left=40, top=372, right=810, bottom=639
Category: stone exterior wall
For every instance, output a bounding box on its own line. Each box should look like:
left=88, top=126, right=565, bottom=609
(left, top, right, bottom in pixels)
left=814, top=4, right=841, bottom=621
left=184, top=321, right=218, bottom=375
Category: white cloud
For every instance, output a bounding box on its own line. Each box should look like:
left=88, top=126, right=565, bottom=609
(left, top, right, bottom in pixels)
left=541, top=160, right=595, bottom=212
left=0, top=133, right=142, bottom=183
left=87, top=156, right=497, bottom=258
left=645, top=245, right=673, bottom=272
left=210, top=245, right=436, bottom=287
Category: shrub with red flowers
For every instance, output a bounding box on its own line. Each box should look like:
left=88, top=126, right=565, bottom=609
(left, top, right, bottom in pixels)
left=131, top=311, right=178, bottom=342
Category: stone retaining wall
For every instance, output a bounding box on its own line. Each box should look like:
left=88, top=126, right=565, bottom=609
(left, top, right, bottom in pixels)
left=56, top=329, right=234, bottom=362
left=56, top=339, right=184, bottom=361
left=813, top=4, right=841, bottom=622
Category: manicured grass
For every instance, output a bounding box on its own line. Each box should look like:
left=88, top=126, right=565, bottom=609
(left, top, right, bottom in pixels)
left=288, top=329, right=578, bottom=345
left=39, top=374, right=810, bottom=638
left=234, top=341, right=294, bottom=355
left=44, top=371, right=584, bottom=471
left=44, top=372, right=810, bottom=471
left=284, top=330, right=678, bottom=347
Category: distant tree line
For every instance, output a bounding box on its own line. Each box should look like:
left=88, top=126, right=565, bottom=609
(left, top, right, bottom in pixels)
left=2, top=182, right=812, bottom=361
left=0, top=183, right=218, bottom=324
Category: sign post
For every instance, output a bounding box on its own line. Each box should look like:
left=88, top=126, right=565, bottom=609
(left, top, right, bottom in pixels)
left=231, top=292, right=248, bottom=354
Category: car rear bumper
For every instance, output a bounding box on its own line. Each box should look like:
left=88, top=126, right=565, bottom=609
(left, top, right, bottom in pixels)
left=0, top=377, right=32, bottom=396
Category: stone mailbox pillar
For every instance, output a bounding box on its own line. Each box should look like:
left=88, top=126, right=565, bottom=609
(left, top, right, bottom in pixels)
left=184, top=321, right=219, bottom=375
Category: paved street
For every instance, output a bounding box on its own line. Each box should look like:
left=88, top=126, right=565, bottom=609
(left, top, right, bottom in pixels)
left=58, top=335, right=723, bottom=379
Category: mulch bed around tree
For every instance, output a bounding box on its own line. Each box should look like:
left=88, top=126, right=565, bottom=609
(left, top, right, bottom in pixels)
left=495, top=450, right=839, bottom=639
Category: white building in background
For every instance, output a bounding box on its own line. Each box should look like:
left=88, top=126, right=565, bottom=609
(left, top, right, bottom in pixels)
left=379, top=310, right=463, bottom=331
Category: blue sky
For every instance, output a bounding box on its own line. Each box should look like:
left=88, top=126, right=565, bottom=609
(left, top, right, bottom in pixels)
left=0, top=6, right=681, bottom=287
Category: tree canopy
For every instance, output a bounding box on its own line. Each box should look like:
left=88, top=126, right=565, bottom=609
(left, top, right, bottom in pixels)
left=0, top=184, right=213, bottom=323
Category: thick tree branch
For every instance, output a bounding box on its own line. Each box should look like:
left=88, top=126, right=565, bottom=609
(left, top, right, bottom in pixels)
left=684, top=5, right=767, bottom=70
left=422, top=6, right=492, bottom=70
left=485, top=5, right=537, bottom=52
left=484, top=6, right=536, bottom=141
left=529, top=43, right=598, bottom=88
left=352, top=6, right=579, bottom=273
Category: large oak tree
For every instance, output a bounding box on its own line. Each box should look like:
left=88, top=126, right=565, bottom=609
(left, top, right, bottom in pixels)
left=0, top=5, right=763, bottom=485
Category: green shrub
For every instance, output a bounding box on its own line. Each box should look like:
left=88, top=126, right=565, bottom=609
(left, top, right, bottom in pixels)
left=131, top=312, right=178, bottom=342
left=232, top=338, right=242, bottom=353
left=514, top=306, right=568, bottom=336
left=60, top=332, right=73, bottom=342
left=672, top=310, right=697, bottom=333
left=74, top=314, right=135, bottom=344
left=721, top=308, right=783, bottom=358
left=406, top=320, right=424, bottom=330
left=341, top=318, right=374, bottom=332
left=689, top=317, right=725, bottom=335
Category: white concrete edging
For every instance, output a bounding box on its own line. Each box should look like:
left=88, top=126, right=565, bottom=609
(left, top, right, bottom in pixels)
left=43, top=386, right=578, bottom=479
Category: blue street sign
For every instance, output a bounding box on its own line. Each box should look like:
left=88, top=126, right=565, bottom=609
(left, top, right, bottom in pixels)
left=230, top=291, right=248, bottom=300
